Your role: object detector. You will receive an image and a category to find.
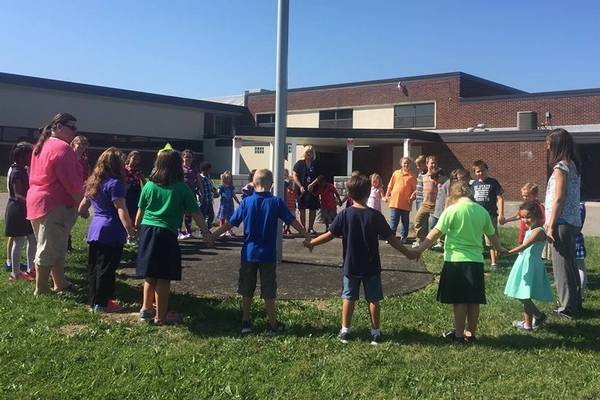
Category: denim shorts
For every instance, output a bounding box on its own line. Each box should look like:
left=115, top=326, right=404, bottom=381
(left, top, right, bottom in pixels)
left=341, top=273, right=383, bottom=302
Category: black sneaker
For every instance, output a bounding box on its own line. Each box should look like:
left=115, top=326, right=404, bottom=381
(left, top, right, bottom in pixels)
left=532, top=313, right=548, bottom=329
left=338, top=330, right=351, bottom=344
left=267, top=321, right=286, bottom=335
left=551, top=309, right=574, bottom=319
left=241, top=320, right=253, bottom=334
left=443, top=330, right=467, bottom=343
left=370, top=333, right=383, bottom=346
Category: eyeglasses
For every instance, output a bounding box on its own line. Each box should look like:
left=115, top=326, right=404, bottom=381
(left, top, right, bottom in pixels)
left=62, top=124, right=78, bottom=132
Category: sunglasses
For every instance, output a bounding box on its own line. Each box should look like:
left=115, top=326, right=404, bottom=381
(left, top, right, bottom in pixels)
left=62, top=124, right=78, bottom=132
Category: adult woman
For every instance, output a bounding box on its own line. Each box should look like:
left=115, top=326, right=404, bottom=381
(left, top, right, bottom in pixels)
left=544, top=128, right=582, bottom=318
left=293, top=145, right=320, bottom=234
left=27, top=113, right=84, bottom=294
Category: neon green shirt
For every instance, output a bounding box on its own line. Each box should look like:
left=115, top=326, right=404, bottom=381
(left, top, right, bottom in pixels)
left=139, top=181, right=200, bottom=234
left=436, top=199, right=495, bottom=262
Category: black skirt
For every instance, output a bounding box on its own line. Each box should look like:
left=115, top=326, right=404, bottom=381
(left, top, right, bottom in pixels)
left=136, top=225, right=182, bottom=280
left=4, top=199, right=34, bottom=237
left=436, top=261, right=486, bottom=304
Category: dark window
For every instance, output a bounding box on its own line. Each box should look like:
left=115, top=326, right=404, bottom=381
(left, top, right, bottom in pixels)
left=2, top=126, right=31, bottom=142
left=215, top=115, right=233, bottom=138
left=394, top=103, right=435, bottom=128
left=256, top=113, right=276, bottom=127
left=319, top=109, right=353, bottom=129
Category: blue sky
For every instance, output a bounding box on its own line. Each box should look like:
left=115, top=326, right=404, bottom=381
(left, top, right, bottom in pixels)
left=1, top=1, right=599, bottom=99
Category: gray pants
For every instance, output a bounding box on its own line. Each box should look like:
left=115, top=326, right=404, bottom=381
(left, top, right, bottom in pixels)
left=551, top=224, right=582, bottom=314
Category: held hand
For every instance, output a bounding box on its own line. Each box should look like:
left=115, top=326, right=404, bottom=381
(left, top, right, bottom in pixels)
left=382, top=197, right=389, bottom=203
left=126, top=227, right=137, bottom=239
left=405, top=250, right=419, bottom=260
left=497, top=247, right=510, bottom=258
left=303, top=239, right=314, bottom=252
left=544, top=225, right=555, bottom=244
left=203, top=232, right=215, bottom=247
left=498, top=215, right=507, bottom=225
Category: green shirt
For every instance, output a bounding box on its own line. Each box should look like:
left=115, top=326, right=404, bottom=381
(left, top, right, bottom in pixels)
left=436, top=200, right=495, bottom=262
left=138, top=181, right=200, bottom=234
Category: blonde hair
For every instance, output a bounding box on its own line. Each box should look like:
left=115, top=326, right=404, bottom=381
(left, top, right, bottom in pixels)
left=220, top=170, right=233, bottom=185
left=521, top=182, right=539, bottom=196
left=415, top=155, right=426, bottom=165
left=253, top=169, right=274, bottom=188
left=369, top=173, right=382, bottom=187
left=448, top=180, right=473, bottom=204
left=302, top=145, right=315, bottom=159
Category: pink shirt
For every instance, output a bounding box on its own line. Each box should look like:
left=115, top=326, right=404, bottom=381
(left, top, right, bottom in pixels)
left=27, top=137, right=83, bottom=220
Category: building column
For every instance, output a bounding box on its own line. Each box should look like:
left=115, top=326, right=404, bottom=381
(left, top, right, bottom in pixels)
left=346, top=138, right=354, bottom=175
left=231, top=136, right=242, bottom=175
left=269, top=142, right=275, bottom=171
left=403, top=138, right=411, bottom=158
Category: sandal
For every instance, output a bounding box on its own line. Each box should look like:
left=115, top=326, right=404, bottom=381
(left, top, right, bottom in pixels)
left=151, top=311, right=183, bottom=326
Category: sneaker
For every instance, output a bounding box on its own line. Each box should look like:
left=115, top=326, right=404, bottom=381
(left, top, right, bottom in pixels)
left=411, top=242, right=420, bottom=248
left=241, top=320, right=253, bottom=334
left=26, top=269, right=36, bottom=279
left=551, top=308, right=575, bottom=319
left=20, top=263, right=28, bottom=272
left=308, top=229, right=317, bottom=236
left=443, top=330, right=467, bottom=343
left=106, top=300, right=124, bottom=313
left=3, top=262, right=10, bottom=272
left=267, top=321, right=286, bottom=335
left=338, top=330, right=351, bottom=344
left=139, top=308, right=156, bottom=321
left=532, top=313, right=548, bottom=329
left=490, top=263, right=498, bottom=270
left=8, top=271, right=35, bottom=282
left=512, top=320, right=532, bottom=331
left=400, top=237, right=408, bottom=244
left=431, top=243, right=444, bottom=252
left=370, top=333, right=383, bottom=346
left=177, top=232, right=187, bottom=240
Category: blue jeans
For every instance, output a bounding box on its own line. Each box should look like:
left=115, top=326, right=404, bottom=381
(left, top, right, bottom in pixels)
left=389, top=208, right=410, bottom=239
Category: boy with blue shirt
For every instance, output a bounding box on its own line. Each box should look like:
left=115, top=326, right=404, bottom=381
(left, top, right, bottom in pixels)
left=208, top=169, right=310, bottom=334
left=306, top=174, right=417, bottom=345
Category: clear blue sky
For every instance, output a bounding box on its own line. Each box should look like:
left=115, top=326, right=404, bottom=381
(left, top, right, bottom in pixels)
left=1, top=1, right=599, bottom=99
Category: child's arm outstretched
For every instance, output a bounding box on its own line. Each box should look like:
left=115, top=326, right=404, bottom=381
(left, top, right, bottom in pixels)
left=411, top=228, right=444, bottom=254
left=232, top=190, right=241, bottom=205
left=306, top=231, right=335, bottom=252
left=505, top=228, right=546, bottom=255
left=190, top=209, right=214, bottom=246
left=385, top=235, right=418, bottom=259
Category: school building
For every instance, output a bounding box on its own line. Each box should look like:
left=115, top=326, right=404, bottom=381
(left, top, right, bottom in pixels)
left=1, top=71, right=599, bottom=200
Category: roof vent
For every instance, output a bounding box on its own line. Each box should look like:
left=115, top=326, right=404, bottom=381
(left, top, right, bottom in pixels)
left=517, top=111, right=538, bottom=130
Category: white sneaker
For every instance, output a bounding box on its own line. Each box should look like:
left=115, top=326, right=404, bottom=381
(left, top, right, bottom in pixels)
left=411, top=242, right=420, bottom=248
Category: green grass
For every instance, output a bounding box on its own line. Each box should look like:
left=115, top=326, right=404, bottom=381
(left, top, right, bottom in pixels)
left=1, top=220, right=599, bottom=399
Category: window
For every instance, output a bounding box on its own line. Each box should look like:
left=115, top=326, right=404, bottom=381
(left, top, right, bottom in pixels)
left=319, top=109, right=353, bottom=129
left=287, top=144, right=292, bottom=153
left=394, top=103, right=435, bottom=128
left=215, top=115, right=234, bottom=138
left=257, top=113, right=275, bottom=127
left=254, top=146, right=265, bottom=154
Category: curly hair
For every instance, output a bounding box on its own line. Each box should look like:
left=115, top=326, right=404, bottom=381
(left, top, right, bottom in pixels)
left=85, top=147, right=126, bottom=199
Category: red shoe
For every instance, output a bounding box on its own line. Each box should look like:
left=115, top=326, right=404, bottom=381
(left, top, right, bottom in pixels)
left=26, top=269, right=36, bottom=279
left=8, top=271, right=35, bottom=282
left=105, top=300, right=124, bottom=313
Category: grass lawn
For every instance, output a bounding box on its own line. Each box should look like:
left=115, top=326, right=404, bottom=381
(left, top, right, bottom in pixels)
left=1, top=218, right=599, bottom=400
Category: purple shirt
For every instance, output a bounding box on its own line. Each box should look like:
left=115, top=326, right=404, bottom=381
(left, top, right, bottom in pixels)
left=87, top=178, right=127, bottom=246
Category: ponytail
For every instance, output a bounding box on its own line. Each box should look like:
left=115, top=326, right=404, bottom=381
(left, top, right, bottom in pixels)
left=33, top=125, right=52, bottom=156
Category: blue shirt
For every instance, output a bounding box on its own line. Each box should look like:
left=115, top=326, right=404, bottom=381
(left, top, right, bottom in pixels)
left=329, top=206, right=393, bottom=278
left=87, top=178, right=127, bottom=246
left=229, top=191, right=295, bottom=263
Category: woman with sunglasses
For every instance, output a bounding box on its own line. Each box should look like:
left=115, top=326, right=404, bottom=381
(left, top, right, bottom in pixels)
left=27, top=113, right=85, bottom=295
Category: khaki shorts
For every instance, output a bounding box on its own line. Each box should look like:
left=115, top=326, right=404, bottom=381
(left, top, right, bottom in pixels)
left=484, top=217, right=499, bottom=247
left=31, top=205, right=79, bottom=266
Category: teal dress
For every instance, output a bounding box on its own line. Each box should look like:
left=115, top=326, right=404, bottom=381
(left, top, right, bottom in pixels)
left=504, top=227, right=554, bottom=301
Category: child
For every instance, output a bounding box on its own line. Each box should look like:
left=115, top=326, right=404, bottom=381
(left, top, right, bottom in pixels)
left=503, top=201, right=554, bottom=331
left=283, top=178, right=297, bottom=234
left=412, top=180, right=506, bottom=343
left=306, top=174, right=417, bottom=345
left=431, top=169, right=471, bottom=251
left=501, top=183, right=545, bottom=244
left=216, top=170, right=241, bottom=237
left=367, top=173, right=386, bottom=212
left=207, top=169, right=310, bottom=334
left=78, top=147, right=137, bottom=313
left=68, top=135, right=90, bottom=251
left=314, top=175, right=342, bottom=232
left=241, top=169, right=256, bottom=200
left=576, top=201, right=587, bottom=302
left=385, top=157, right=416, bottom=243
left=412, top=155, right=438, bottom=247
left=199, top=162, right=219, bottom=228
left=179, top=149, right=204, bottom=239
left=135, top=149, right=214, bottom=325
left=412, top=155, right=427, bottom=212
left=428, top=169, right=448, bottom=251
left=125, top=151, right=146, bottom=223
left=4, top=142, right=36, bottom=281
left=471, top=160, right=505, bottom=269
